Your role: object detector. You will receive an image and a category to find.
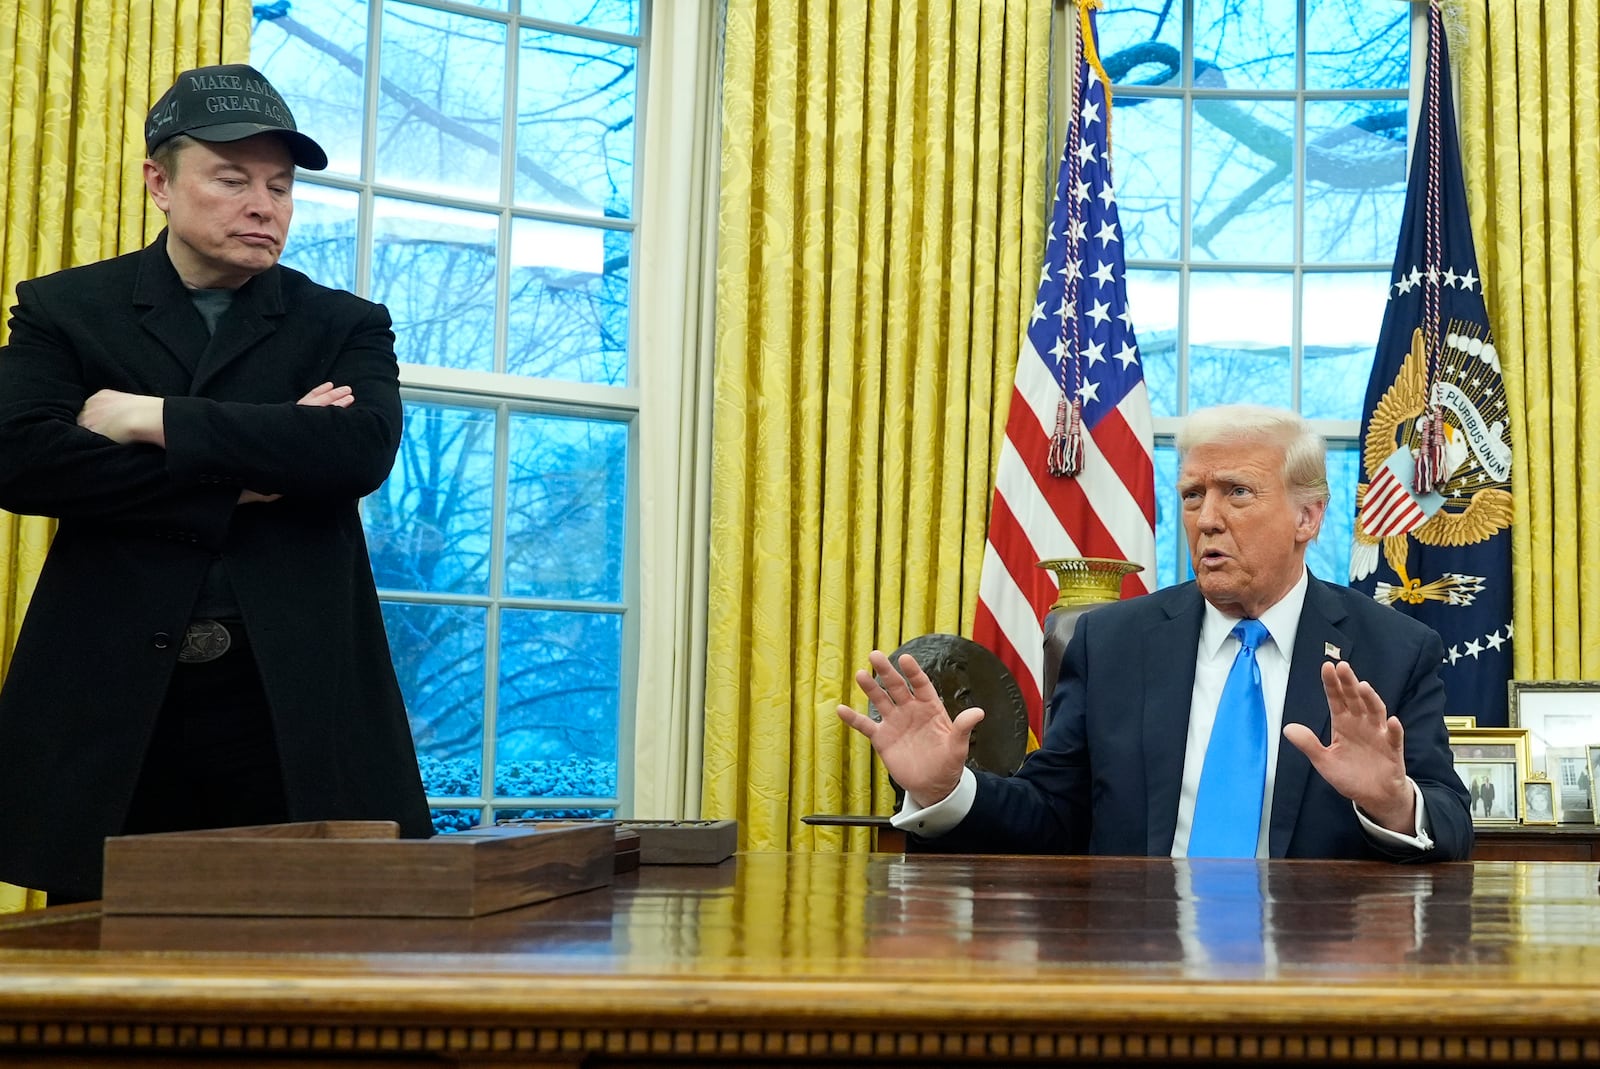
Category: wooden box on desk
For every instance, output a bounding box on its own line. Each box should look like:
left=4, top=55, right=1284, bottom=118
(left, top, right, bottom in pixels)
left=501, top=818, right=737, bottom=864
left=101, top=820, right=614, bottom=918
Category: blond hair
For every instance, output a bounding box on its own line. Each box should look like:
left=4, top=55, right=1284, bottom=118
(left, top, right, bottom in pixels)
left=1176, top=404, right=1329, bottom=508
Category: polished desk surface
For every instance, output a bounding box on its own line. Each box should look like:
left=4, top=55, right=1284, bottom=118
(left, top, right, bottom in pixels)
left=1, top=852, right=1599, bottom=1066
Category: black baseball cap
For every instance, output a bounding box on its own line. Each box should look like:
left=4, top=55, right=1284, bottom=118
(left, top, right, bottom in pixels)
left=145, top=63, right=328, bottom=170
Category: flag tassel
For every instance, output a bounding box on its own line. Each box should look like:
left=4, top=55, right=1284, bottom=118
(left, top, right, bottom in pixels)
left=1413, top=404, right=1446, bottom=494
left=1049, top=398, right=1085, bottom=477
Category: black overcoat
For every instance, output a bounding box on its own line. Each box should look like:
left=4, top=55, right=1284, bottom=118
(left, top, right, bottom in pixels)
left=0, top=232, right=432, bottom=898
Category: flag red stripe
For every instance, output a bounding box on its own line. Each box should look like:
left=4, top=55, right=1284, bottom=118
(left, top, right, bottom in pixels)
left=1090, top=407, right=1156, bottom=528
left=972, top=598, right=1042, bottom=743
left=986, top=492, right=1063, bottom=614
left=1008, top=411, right=1122, bottom=556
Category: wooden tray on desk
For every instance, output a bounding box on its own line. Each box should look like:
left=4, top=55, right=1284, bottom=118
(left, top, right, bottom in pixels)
left=101, top=820, right=614, bottom=919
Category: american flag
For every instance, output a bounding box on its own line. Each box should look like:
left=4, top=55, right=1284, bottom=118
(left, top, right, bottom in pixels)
left=972, top=7, right=1155, bottom=746
left=1350, top=1, right=1513, bottom=725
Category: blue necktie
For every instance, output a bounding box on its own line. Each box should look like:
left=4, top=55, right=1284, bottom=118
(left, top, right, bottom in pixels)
left=1189, top=618, right=1270, bottom=859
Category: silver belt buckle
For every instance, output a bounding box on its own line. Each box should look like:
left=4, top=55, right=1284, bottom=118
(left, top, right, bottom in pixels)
left=178, top=619, right=232, bottom=664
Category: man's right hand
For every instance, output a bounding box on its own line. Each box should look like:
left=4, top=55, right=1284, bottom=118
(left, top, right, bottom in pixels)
left=836, top=650, right=982, bottom=809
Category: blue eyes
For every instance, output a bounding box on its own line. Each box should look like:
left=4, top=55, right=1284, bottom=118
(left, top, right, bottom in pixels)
left=1179, top=486, right=1254, bottom=504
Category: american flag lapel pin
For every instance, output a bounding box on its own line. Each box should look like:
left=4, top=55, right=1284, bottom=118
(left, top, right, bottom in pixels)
left=1324, top=642, right=1342, bottom=661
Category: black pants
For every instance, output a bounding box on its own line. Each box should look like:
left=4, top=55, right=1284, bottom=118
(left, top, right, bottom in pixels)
left=36, top=626, right=292, bottom=905
left=121, top=623, right=291, bottom=836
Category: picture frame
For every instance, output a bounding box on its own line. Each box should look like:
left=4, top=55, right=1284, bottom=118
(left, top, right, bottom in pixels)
left=1443, top=716, right=1478, bottom=731
left=1448, top=727, right=1531, bottom=778
left=1456, top=758, right=1520, bottom=824
left=1508, top=679, right=1600, bottom=777
left=1545, top=746, right=1594, bottom=823
left=1520, top=777, right=1558, bottom=825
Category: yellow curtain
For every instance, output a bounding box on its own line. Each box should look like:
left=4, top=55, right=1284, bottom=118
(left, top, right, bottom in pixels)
left=705, top=0, right=1054, bottom=851
left=1450, top=0, right=1600, bottom=680
left=0, top=0, right=249, bottom=914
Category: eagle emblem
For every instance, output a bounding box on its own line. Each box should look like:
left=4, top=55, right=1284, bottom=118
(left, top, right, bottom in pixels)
left=1351, top=321, right=1512, bottom=606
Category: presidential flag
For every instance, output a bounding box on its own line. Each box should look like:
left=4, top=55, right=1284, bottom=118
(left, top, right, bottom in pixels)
left=972, top=1, right=1155, bottom=746
left=1350, top=1, right=1513, bottom=725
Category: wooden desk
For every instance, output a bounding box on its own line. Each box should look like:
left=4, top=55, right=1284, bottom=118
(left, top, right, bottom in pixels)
left=2, top=853, right=1599, bottom=1067
left=1473, top=824, right=1600, bottom=861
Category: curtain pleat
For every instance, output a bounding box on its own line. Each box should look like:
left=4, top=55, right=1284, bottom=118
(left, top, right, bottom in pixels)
left=1452, top=0, right=1600, bottom=682
left=0, top=0, right=249, bottom=914
left=705, top=0, right=1053, bottom=851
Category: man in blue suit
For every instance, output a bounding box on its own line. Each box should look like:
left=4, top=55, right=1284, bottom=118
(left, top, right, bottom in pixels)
left=839, top=404, right=1473, bottom=862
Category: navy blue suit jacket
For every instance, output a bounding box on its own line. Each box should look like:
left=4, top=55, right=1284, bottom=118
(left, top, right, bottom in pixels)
left=919, top=575, right=1473, bottom=861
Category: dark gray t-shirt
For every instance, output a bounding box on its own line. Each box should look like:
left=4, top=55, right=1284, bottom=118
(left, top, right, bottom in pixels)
left=187, top=288, right=240, bottom=620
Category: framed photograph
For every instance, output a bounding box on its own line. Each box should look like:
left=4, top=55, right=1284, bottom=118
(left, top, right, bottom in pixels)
left=1448, top=727, right=1531, bottom=776
left=1508, top=680, right=1600, bottom=776
left=1589, top=745, right=1600, bottom=823
left=1545, top=746, right=1594, bottom=823
left=1443, top=716, right=1478, bottom=731
left=1521, top=777, right=1558, bottom=825
left=1455, top=758, right=1520, bottom=824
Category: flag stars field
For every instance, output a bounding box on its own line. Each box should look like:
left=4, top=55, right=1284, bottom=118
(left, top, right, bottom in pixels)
left=1391, top=263, right=1482, bottom=299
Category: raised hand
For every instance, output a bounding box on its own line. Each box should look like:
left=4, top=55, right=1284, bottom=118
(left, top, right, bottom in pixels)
left=836, top=650, right=983, bottom=808
left=1282, top=660, right=1415, bottom=832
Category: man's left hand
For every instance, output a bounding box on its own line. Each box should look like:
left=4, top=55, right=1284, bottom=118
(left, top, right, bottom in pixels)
left=77, top=390, right=165, bottom=446
left=1282, top=660, right=1416, bottom=834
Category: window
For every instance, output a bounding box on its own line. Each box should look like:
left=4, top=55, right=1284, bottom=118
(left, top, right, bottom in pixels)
left=253, top=0, right=643, bottom=831
left=1096, top=0, right=1412, bottom=588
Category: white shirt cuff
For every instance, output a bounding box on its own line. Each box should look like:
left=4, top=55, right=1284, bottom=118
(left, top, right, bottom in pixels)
left=889, top=766, right=978, bottom=838
left=1355, top=777, right=1434, bottom=850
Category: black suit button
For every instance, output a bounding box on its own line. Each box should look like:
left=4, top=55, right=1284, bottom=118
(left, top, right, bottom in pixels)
left=153, top=633, right=172, bottom=650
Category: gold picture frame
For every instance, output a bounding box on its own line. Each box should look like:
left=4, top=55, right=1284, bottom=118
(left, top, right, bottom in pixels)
left=1443, top=716, right=1478, bottom=731
left=1448, top=727, right=1531, bottom=773
left=1520, top=776, right=1558, bottom=825
left=1448, top=727, right=1531, bottom=826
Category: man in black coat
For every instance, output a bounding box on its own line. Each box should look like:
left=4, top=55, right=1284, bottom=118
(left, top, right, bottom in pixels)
left=0, top=64, right=432, bottom=902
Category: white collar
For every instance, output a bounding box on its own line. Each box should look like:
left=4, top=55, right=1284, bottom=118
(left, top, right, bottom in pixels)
left=1199, top=568, right=1310, bottom=665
